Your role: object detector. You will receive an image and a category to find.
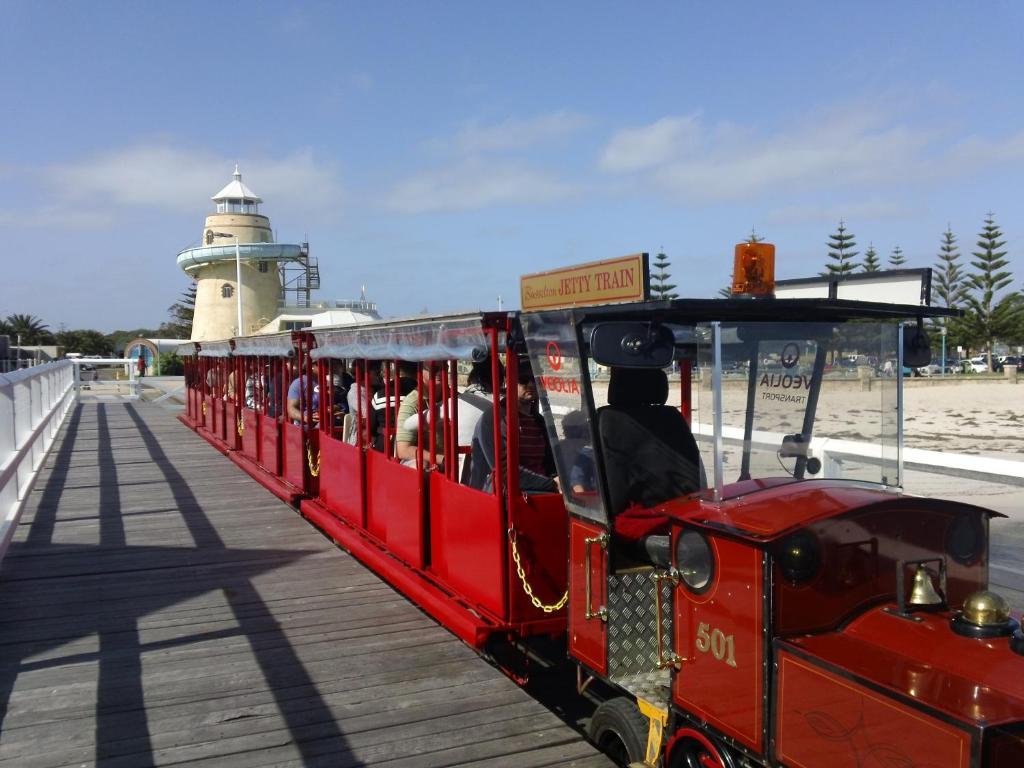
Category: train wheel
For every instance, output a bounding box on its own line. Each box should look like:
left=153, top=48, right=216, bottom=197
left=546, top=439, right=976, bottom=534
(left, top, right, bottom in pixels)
left=666, top=732, right=730, bottom=768
left=587, top=697, right=649, bottom=766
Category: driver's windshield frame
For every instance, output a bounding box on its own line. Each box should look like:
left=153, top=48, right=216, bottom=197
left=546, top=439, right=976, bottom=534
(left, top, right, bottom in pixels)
left=522, top=309, right=905, bottom=525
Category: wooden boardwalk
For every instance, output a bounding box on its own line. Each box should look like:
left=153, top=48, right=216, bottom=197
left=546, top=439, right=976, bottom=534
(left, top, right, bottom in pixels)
left=0, top=402, right=612, bottom=768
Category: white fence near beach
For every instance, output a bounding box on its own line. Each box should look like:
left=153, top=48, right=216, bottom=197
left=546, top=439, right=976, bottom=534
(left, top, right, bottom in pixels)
left=695, top=423, right=1024, bottom=488
left=0, top=361, right=76, bottom=563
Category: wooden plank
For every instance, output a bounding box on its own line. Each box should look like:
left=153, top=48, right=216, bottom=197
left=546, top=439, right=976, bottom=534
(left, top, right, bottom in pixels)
left=0, top=402, right=612, bottom=768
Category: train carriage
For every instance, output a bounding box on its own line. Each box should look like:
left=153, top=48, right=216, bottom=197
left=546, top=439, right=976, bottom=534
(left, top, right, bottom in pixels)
left=194, top=340, right=233, bottom=452
left=297, top=312, right=570, bottom=649
left=225, top=332, right=300, bottom=503
left=176, top=342, right=201, bottom=429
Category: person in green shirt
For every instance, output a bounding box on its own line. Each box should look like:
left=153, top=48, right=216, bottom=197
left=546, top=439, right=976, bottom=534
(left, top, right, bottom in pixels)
left=395, top=363, right=446, bottom=469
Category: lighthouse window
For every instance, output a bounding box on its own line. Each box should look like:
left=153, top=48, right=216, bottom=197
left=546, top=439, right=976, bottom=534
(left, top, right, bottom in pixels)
left=221, top=284, right=234, bottom=299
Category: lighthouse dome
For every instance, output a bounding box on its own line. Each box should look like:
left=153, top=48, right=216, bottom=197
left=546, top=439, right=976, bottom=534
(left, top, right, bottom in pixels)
left=212, top=165, right=262, bottom=213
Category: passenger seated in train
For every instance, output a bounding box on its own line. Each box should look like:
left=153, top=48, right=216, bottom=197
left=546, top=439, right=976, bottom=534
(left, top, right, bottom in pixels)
left=345, top=359, right=381, bottom=444
left=598, top=367, right=704, bottom=568
left=286, top=358, right=320, bottom=426
left=395, top=363, right=446, bottom=469
left=468, top=358, right=558, bottom=494
left=369, top=361, right=417, bottom=451
left=286, top=359, right=347, bottom=427
left=560, top=410, right=596, bottom=493
left=325, top=360, right=354, bottom=428
left=459, top=358, right=501, bottom=447
left=265, top=363, right=284, bottom=418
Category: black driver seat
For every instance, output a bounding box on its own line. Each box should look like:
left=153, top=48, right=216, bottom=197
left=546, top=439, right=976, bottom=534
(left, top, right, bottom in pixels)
left=597, top=367, right=704, bottom=564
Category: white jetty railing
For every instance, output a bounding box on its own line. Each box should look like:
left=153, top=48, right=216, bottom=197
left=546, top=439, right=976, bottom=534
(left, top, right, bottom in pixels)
left=0, top=361, right=76, bottom=563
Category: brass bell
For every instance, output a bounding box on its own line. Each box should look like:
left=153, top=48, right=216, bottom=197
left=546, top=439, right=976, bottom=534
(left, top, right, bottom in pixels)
left=908, top=564, right=944, bottom=607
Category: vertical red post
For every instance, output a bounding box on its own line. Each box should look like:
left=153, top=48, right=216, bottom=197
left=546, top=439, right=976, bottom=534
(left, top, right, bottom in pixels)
left=383, top=361, right=393, bottom=456
left=489, top=328, right=503, bottom=501
left=428, top=361, right=437, bottom=469
left=441, top=362, right=452, bottom=480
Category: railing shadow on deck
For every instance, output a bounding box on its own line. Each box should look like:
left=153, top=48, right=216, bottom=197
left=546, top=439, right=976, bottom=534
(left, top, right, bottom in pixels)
left=0, top=402, right=366, bottom=768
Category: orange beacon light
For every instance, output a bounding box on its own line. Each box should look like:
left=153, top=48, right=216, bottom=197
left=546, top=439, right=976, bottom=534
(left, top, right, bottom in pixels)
left=731, top=242, right=776, bottom=297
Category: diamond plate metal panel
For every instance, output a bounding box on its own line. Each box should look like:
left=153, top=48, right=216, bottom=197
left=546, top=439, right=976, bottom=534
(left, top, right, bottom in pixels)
left=607, top=570, right=674, bottom=682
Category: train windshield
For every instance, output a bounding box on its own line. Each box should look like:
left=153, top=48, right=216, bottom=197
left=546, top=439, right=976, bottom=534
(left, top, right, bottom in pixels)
left=700, top=321, right=901, bottom=499
left=524, top=312, right=902, bottom=522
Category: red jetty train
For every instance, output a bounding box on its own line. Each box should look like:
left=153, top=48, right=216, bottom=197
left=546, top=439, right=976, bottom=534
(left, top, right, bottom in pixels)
left=179, top=248, right=1024, bottom=767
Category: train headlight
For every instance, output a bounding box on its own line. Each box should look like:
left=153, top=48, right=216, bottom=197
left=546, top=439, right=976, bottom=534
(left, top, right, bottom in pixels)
left=674, top=530, right=714, bottom=593
left=952, top=590, right=1018, bottom=638
left=946, top=513, right=985, bottom=566
left=776, top=529, right=821, bottom=585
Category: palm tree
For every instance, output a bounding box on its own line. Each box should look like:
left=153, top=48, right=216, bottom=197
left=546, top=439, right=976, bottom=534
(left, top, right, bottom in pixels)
left=4, top=314, right=53, bottom=344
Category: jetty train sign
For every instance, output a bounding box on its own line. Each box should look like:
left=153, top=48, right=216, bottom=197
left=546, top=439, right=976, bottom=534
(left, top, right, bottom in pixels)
left=520, top=253, right=650, bottom=310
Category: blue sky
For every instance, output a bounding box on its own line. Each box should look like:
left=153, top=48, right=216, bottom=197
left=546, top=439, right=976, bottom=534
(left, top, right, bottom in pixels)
left=2, top=1, right=1023, bottom=332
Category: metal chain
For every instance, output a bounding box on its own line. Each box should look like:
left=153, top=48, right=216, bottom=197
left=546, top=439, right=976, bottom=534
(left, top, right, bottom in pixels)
left=306, top=446, right=321, bottom=477
left=508, top=530, right=568, bottom=613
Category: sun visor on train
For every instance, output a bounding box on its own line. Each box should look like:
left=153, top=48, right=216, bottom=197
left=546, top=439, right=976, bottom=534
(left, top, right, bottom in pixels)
left=232, top=334, right=295, bottom=358
left=197, top=340, right=233, bottom=358
left=311, top=316, right=497, bottom=362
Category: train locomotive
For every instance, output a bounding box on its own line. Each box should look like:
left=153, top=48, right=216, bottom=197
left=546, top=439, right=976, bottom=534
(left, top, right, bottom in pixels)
left=178, top=247, right=1024, bottom=767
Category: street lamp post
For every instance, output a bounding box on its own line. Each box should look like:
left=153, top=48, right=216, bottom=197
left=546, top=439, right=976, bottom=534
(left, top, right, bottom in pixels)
left=211, top=232, right=244, bottom=335
left=234, top=236, right=243, bottom=335
left=941, top=325, right=947, bottom=377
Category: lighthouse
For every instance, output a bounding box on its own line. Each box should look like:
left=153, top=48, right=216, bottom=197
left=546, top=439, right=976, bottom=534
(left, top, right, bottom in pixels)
left=177, top=167, right=312, bottom=341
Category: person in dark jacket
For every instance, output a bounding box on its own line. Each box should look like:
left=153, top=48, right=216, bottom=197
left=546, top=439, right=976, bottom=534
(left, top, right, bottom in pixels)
left=469, top=358, right=558, bottom=494
left=369, top=361, right=417, bottom=452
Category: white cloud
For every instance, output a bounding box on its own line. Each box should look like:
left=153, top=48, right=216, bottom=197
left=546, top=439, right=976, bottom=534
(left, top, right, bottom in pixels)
left=0, top=205, right=114, bottom=230
left=386, top=111, right=587, bottom=213
left=944, top=131, right=1024, bottom=170
left=454, top=111, right=590, bottom=154
left=599, top=115, right=701, bottom=172
left=46, top=143, right=342, bottom=214
left=385, top=158, right=576, bottom=213
left=767, top=199, right=922, bottom=226
left=597, top=105, right=1024, bottom=204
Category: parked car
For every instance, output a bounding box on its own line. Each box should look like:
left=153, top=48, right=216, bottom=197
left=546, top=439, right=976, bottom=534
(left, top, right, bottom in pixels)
left=963, top=358, right=989, bottom=373
left=919, top=362, right=958, bottom=376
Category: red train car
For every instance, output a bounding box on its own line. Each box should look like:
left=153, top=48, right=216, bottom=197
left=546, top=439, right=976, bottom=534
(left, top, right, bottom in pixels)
left=177, top=342, right=201, bottom=429
left=225, top=332, right=306, bottom=504
left=177, top=253, right=1024, bottom=767
left=298, top=312, right=569, bottom=648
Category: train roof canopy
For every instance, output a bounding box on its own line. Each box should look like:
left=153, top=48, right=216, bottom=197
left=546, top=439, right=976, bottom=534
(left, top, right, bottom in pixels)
left=311, top=311, right=509, bottom=362
left=197, top=340, right=232, bottom=358
left=535, top=296, right=958, bottom=324
left=232, top=333, right=295, bottom=358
